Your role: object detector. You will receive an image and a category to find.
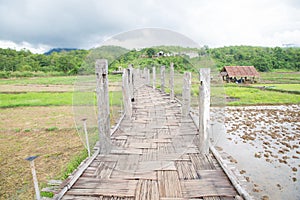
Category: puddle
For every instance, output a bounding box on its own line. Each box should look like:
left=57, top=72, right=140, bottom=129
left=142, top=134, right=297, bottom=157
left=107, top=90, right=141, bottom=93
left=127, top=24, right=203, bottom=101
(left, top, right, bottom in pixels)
left=216, top=104, right=300, bottom=200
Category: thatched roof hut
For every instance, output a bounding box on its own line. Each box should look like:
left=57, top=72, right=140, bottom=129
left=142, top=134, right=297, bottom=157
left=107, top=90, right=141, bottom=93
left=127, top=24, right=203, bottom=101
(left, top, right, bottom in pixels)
left=220, top=66, right=259, bottom=83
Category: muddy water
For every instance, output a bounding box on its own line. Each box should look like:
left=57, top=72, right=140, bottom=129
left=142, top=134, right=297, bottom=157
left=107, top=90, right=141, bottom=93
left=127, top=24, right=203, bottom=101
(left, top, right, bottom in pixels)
left=216, top=104, right=300, bottom=200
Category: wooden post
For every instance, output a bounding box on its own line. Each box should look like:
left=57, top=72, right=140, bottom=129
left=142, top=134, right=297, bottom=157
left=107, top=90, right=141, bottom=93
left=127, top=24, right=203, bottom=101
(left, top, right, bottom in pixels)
left=95, top=59, right=110, bottom=154
left=122, top=68, right=132, bottom=118
left=143, top=68, right=147, bottom=82
left=25, top=156, right=40, bottom=200
left=182, top=72, right=191, bottom=117
left=170, top=63, right=174, bottom=100
left=143, top=67, right=146, bottom=77
left=152, top=66, right=156, bottom=89
left=128, top=64, right=134, bottom=101
left=160, top=65, right=165, bottom=92
left=146, top=68, right=150, bottom=85
left=82, top=118, right=91, bottom=157
left=199, top=68, right=211, bottom=154
left=30, top=160, right=40, bottom=200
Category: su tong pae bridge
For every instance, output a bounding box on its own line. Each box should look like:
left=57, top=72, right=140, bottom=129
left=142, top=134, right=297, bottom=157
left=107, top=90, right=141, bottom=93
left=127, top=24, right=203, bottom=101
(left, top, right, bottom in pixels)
left=54, top=59, right=252, bottom=200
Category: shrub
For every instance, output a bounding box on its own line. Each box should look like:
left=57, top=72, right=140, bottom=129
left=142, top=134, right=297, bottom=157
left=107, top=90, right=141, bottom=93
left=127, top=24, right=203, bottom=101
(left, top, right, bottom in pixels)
left=0, top=71, right=11, bottom=78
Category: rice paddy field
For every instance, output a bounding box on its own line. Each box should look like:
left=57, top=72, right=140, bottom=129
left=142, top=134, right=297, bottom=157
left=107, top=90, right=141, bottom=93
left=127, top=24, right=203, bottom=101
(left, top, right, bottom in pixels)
left=0, top=72, right=299, bottom=199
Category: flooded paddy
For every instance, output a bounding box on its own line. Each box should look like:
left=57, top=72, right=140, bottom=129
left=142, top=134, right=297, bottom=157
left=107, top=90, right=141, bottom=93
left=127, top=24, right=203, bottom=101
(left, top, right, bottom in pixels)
left=217, top=104, right=300, bottom=199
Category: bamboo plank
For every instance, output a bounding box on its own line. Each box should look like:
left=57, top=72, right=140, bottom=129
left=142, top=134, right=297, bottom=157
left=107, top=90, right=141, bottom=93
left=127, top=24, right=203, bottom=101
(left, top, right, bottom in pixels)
left=115, top=154, right=139, bottom=171
left=110, top=170, right=157, bottom=180
left=157, top=171, right=183, bottom=198
left=111, top=148, right=143, bottom=155
left=95, top=161, right=115, bottom=179
left=59, top=84, right=245, bottom=200
left=71, top=179, right=138, bottom=197
left=181, top=170, right=237, bottom=198
left=135, top=179, right=159, bottom=200
left=127, top=142, right=157, bottom=149
left=190, top=154, right=215, bottom=170
left=137, top=160, right=177, bottom=171
left=175, top=161, right=199, bottom=180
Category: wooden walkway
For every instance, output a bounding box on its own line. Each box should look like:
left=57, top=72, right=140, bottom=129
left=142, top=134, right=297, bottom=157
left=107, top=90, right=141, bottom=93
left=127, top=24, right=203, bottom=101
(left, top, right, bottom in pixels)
left=59, top=85, right=242, bottom=200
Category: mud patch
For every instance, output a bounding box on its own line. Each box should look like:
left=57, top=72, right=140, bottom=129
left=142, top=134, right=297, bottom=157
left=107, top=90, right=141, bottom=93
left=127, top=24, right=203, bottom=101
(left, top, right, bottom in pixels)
left=219, top=104, right=300, bottom=200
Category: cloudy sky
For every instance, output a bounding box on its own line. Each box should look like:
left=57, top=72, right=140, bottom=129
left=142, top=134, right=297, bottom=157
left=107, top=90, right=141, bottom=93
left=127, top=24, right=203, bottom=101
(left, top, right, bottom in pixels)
left=0, top=0, right=299, bottom=53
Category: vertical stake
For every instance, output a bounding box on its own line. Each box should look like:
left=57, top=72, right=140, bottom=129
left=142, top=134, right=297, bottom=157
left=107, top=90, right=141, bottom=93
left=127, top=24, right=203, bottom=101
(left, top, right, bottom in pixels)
left=146, top=68, right=150, bottom=85
left=182, top=72, right=191, bottom=117
left=161, top=65, right=165, bottom=92
left=25, top=156, right=40, bottom=200
left=82, top=118, right=91, bottom=157
left=170, top=63, right=174, bottom=100
left=152, top=66, right=156, bottom=89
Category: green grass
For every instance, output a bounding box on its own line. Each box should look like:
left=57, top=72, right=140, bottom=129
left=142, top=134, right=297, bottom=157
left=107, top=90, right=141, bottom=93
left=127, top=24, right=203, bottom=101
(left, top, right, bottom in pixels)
left=0, top=90, right=122, bottom=108
left=0, top=73, right=299, bottom=108
left=45, top=126, right=59, bottom=131
left=225, top=85, right=300, bottom=106
left=0, top=76, right=77, bottom=85
left=252, top=84, right=300, bottom=92
left=41, top=191, right=54, bottom=198
left=60, top=149, right=88, bottom=180
left=0, top=74, right=122, bottom=85
left=0, top=92, right=73, bottom=108
left=109, top=91, right=123, bottom=106
left=260, top=72, right=300, bottom=84
left=109, top=74, right=122, bottom=82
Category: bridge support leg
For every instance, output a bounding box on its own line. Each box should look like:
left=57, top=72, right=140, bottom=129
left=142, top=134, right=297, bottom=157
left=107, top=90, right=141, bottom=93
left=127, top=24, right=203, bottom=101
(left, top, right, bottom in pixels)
left=182, top=72, right=191, bottom=117
left=199, top=68, right=211, bottom=154
left=170, top=63, right=174, bottom=100
left=146, top=68, right=150, bottom=85
left=95, top=59, right=111, bottom=154
left=161, top=65, right=165, bottom=93
left=152, top=66, right=156, bottom=89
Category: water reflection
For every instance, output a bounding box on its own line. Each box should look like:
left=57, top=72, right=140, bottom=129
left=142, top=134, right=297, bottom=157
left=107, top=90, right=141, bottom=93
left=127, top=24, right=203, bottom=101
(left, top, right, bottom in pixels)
left=216, top=104, right=300, bottom=200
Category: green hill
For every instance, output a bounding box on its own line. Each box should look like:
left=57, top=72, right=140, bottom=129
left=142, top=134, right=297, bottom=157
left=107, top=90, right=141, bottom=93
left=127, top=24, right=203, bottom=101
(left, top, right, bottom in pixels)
left=0, top=45, right=299, bottom=78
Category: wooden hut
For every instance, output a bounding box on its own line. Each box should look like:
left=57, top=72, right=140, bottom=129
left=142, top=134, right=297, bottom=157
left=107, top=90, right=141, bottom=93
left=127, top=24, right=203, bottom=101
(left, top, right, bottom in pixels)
left=220, top=66, right=259, bottom=83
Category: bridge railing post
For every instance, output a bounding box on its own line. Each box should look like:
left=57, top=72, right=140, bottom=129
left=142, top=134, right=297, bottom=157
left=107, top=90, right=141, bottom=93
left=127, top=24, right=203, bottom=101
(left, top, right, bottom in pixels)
left=152, top=66, right=156, bottom=89
left=160, top=65, right=165, bottom=92
left=128, top=64, right=134, bottom=101
left=199, top=68, right=211, bottom=154
left=143, top=68, right=149, bottom=85
left=122, top=68, right=132, bottom=118
left=95, top=59, right=111, bottom=154
left=146, top=68, right=150, bottom=85
left=182, top=72, right=191, bottom=117
left=169, top=63, right=174, bottom=100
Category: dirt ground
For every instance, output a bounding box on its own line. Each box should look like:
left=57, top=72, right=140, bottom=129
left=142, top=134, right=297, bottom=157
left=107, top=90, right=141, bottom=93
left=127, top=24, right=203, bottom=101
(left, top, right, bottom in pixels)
left=0, top=106, right=84, bottom=199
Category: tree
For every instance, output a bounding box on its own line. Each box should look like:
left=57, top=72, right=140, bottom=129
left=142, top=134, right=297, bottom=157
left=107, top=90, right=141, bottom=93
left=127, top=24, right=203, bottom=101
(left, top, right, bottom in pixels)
left=146, top=48, right=155, bottom=58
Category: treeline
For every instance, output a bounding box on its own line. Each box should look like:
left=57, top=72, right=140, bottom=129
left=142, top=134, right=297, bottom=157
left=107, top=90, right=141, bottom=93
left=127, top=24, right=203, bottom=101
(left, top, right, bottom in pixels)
left=208, top=46, right=300, bottom=71
left=110, top=46, right=300, bottom=72
left=0, top=45, right=299, bottom=78
left=0, top=48, right=88, bottom=78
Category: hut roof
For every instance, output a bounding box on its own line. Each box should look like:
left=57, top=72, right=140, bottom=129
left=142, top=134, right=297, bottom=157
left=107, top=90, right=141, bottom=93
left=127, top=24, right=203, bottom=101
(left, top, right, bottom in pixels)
left=222, top=66, right=259, bottom=77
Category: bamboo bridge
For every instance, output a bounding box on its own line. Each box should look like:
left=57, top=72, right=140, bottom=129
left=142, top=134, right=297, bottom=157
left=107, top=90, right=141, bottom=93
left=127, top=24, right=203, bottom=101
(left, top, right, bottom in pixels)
left=53, top=59, right=251, bottom=200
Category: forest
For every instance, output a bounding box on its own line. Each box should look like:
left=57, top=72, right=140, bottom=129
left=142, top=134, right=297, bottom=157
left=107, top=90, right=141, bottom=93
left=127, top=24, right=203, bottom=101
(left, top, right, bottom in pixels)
left=0, top=45, right=299, bottom=78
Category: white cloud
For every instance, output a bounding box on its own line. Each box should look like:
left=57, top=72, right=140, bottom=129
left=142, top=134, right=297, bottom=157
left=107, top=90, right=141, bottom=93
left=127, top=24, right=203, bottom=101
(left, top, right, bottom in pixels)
left=0, top=0, right=299, bottom=52
left=0, top=40, right=51, bottom=54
